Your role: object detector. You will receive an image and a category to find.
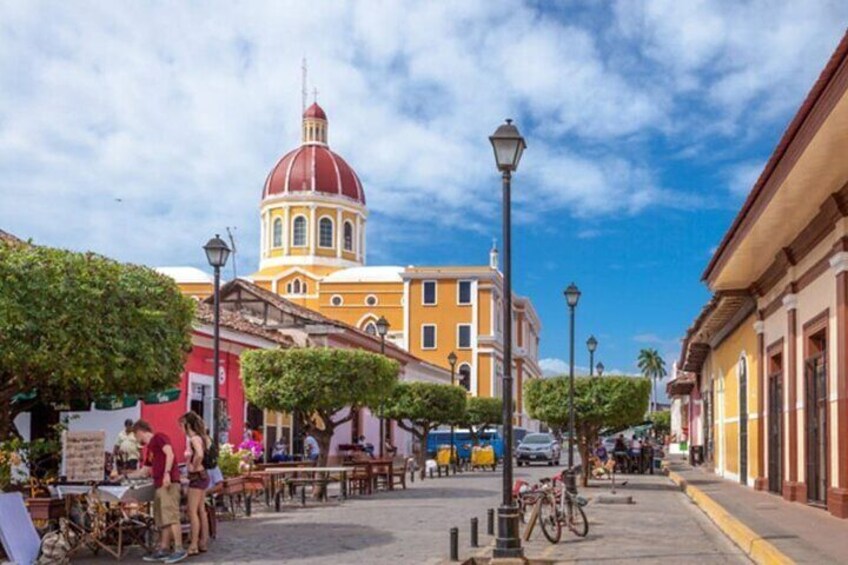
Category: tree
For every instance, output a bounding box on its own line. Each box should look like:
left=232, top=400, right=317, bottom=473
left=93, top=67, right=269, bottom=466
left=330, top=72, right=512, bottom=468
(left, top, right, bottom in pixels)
left=525, top=376, right=650, bottom=486
left=381, top=382, right=467, bottom=479
left=638, top=348, right=668, bottom=413
left=463, top=397, right=502, bottom=446
left=0, top=239, right=195, bottom=439
left=648, top=410, right=671, bottom=438
left=241, top=347, right=399, bottom=469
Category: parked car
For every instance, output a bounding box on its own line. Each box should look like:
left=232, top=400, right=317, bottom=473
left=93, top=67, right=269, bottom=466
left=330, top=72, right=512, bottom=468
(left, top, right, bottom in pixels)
left=516, top=433, right=561, bottom=466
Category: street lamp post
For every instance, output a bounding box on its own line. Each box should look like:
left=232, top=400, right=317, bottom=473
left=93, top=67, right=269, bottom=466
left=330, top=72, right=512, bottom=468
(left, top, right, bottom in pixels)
left=204, top=234, right=231, bottom=444
left=376, top=316, right=390, bottom=458
left=489, top=118, right=526, bottom=560
left=564, top=283, right=581, bottom=494
left=587, top=335, right=598, bottom=377
left=448, top=351, right=458, bottom=473
left=596, top=362, right=605, bottom=377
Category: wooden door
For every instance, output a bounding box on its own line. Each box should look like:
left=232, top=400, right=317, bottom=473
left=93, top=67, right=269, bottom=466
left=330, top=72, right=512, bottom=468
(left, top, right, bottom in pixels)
left=768, top=373, right=783, bottom=494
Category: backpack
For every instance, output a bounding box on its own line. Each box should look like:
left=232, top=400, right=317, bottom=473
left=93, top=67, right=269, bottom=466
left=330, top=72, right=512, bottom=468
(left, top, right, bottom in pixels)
left=202, top=439, right=219, bottom=469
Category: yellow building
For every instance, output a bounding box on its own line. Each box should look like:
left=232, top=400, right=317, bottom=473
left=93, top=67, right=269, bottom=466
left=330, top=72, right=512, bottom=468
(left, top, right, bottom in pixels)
left=172, top=101, right=542, bottom=426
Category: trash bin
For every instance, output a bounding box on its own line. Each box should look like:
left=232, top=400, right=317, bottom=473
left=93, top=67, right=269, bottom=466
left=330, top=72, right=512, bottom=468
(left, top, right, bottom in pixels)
left=689, top=445, right=704, bottom=466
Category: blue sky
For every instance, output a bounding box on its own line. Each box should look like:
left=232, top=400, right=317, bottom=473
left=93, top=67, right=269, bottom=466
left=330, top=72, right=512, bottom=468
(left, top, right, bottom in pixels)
left=2, top=1, right=848, bottom=383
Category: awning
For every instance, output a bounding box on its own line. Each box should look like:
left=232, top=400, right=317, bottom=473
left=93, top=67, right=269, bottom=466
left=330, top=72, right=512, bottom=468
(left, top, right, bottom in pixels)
left=667, top=373, right=696, bottom=397
left=94, top=388, right=182, bottom=411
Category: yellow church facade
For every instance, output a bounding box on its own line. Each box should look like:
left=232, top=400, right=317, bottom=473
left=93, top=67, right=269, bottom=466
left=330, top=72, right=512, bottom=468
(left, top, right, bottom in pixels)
left=246, top=101, right=543, bottom=426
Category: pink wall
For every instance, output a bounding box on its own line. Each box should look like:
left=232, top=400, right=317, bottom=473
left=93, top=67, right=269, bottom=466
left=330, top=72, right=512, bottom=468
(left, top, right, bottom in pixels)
left=141, top=332, right=250, bottom=463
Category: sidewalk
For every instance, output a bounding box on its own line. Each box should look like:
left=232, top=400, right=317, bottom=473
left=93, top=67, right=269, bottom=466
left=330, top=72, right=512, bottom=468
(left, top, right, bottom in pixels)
left=668, top=459, right=848, bottom=564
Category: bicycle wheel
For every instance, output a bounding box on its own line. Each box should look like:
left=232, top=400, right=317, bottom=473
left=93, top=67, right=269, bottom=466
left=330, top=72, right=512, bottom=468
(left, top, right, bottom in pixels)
left=538, top=494, right=562, bottom=544
left=565, top=499, right=589, bottom=537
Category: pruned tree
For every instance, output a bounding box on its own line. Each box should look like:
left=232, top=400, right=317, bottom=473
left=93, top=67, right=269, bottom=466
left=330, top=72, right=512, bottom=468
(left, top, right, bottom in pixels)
left=525, top=375, right=650, bottom=486
left=381, top=382, right=467, bottom=479
left=0, top=239, right=195, bottom=440
left=463, top=396, right=502, bottom=446
left=241, top=347, right=399, bottom=469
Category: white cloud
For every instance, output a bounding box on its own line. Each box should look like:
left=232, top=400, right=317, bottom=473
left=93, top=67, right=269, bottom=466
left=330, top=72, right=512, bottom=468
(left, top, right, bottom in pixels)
left=726, top=160, right=764, bottom=198
left=0, top=1, right=846, bottom=270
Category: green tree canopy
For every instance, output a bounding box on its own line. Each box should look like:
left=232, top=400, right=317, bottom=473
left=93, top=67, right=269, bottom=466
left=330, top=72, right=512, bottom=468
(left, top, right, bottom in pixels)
left=0, top=240, right=195, bottom=439
left=462, top=396, right=502, bottom=446
left=241, top=347, right=399, bottom=467
left=648, top=410, right=671, bottom=437
left=525, top=375, right=650, bottom=486
left=381, top=382, right=466, bottom=478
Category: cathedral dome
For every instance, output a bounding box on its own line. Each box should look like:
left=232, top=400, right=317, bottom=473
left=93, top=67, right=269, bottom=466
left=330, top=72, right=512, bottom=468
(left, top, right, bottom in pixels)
left=262, top=103, right=366, bottom=205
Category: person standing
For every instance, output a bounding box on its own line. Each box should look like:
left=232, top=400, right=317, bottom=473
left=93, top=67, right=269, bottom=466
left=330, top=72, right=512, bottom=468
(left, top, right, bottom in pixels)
left=179, top=412, right=211, bottom=556
left=123, top=420, right=186, bottom=564
left=304, top=433, right=320, bottom=462
left=114, top=419, right=140, bottom=471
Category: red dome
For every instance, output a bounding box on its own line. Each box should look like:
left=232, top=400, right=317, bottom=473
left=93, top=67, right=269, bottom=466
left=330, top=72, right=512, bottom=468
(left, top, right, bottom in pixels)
left=303, top=103, right=327, bottom=120
left=263, top=145, right=365, bottom=204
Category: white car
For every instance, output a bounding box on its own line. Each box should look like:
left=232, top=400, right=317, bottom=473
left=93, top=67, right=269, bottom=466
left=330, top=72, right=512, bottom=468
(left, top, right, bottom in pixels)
left=516, top=433, right=561, bottom=466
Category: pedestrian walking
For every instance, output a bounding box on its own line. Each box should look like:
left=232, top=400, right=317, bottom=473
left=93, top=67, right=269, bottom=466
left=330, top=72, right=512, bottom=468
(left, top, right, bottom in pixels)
left=179, top=412, right=211, bottom=556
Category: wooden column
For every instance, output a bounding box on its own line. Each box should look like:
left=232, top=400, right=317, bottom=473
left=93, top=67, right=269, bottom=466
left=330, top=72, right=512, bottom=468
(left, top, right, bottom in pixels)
left=754, top=319, right=768, bottom=490
left=783, top=293, right=805, bottom=501
left=829, top=252, right=848, bottom=517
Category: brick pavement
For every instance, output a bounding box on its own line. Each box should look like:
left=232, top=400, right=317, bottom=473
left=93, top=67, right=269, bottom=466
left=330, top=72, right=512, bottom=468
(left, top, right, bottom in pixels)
left=73, top=465, right=745, bottom=564
left=669, top=459, right=848, bottom=564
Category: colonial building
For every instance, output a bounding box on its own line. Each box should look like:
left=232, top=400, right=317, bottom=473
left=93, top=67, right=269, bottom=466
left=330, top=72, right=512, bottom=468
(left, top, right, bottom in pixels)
left=166, top=100, right=543, bottom=426
left=673, top=31, right=848, bottom=518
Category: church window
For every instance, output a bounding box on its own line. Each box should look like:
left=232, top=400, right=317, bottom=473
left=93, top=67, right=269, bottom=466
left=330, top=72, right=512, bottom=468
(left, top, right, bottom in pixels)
left=344, top=221, right=354, bottom=252
left=293, top=216, right=307, bottom=247
left=458, top=364, right=471, bottom=391
left=423, top=281, right=437, bottom=305
left=458, top=281, right=472, bottom=305
left=272, top=218, right=282, bottom=248
left=331, top=295, right=343, bottom=306
left=292, top=279, right=301, bottom=294
left=365, top=295, right=378, bottom=306
left=457, top=324, right=472, bottom=349
left=422, top=325, right=437, bottom=349
left=364, top=322, right=377, bottom=336
left=319, top=217, right=334, bottom=248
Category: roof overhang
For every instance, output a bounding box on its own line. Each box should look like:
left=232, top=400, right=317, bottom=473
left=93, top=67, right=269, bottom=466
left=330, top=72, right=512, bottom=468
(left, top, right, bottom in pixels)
left=678, top=291, right=756, bottom=374
left=704, top=32, right=848, bottom=290
left=666, top=372, right=696, bottom=397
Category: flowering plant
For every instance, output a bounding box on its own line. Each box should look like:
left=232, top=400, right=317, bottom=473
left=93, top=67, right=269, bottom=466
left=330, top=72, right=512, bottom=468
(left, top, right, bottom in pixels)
left=217, top=443, right=252, bottom=478
left=238, top=439, right=264, bottom=461
left=0, top=440, right=24, bottom=491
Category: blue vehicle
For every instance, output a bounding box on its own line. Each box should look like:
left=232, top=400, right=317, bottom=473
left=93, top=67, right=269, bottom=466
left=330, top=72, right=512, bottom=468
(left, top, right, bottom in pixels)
left=426, top=427, right=529, bottom=461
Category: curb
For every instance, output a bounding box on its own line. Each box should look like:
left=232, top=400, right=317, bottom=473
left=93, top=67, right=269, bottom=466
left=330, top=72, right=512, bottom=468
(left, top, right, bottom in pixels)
left=668, top=471, right=794, bottom=565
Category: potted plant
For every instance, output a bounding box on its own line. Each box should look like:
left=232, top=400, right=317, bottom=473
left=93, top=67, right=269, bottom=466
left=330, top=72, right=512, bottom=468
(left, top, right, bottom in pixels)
left=1, top=436, right=66, bottom=524
left=217, top=443, right=248, bottom=495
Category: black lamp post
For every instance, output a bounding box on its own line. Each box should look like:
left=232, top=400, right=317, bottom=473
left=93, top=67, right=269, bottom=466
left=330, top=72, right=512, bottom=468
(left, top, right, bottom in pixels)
left=489, top=118, right=526, bottom=560
left=596, top=362, right=605, bottom=377
left=204, top=234, right=231, bottom=443
left=564, top=283, right=581, bottom=493
left=587, top=335, right=598, bottom=377
left=448, top=351, right=458, bottom=472
left=376, top=316, right=390, bottom=457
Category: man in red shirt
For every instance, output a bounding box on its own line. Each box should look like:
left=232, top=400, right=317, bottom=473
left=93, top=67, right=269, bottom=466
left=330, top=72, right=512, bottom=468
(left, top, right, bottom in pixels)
left=124, top=420, right=186, bottom=563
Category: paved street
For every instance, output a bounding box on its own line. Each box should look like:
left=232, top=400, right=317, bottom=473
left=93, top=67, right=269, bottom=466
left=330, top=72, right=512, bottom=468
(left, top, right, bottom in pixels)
left=76, top=463, right=746, bottom=564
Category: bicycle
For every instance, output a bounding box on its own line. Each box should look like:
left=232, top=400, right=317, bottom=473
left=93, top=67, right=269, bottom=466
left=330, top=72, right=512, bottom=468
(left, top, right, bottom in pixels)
left=514, top=480, right=562, bottom=543
left=544, top=475, right=589, bottom=539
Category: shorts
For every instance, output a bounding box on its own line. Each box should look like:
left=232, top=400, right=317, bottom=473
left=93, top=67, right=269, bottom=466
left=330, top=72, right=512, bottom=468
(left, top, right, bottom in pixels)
left=153, top=483, right=181, bottom=528
left=188, top=470, right=210, bottom=490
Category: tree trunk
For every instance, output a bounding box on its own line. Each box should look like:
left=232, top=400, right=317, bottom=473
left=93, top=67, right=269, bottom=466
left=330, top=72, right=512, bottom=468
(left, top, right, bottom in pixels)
left=312, top=427, right=334, bottom=499
left=0, top=381, right=12, bottom=441
left=417, top=428, right=429, bottom=480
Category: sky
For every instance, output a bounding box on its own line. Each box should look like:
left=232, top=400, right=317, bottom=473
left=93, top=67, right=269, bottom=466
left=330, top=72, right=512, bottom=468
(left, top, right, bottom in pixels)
left=2, top=1, right=848, bottom=388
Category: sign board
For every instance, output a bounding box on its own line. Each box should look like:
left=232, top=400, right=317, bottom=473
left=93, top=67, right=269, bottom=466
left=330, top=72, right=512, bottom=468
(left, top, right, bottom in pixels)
left=63, top=430, right=106, bottom=482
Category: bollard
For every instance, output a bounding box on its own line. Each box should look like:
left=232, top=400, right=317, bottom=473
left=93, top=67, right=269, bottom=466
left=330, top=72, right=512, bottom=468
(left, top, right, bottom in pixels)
left=429, top=468, right=434, bottom=479
left=470, top=517, right=479, bottom=547
left=245, top=495, right=252, bottom=517
left=449, top=527, right=459, bottom=561
left=487, top=508, right=494, bottom=536
left=410, top=468, right=415, bottom=483
left=300, top=486, right=307, bottom=506
left=275, top=491, right=282, bottom=512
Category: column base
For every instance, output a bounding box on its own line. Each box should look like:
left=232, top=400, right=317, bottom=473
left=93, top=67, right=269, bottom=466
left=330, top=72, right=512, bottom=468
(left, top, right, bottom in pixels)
left=827, top=487, right=848, bottom=518
left=493, top=505, right=524, bottom=560
left=753, top=477, right=768, bottom=491
left=782, top=481, right=806, bottom=502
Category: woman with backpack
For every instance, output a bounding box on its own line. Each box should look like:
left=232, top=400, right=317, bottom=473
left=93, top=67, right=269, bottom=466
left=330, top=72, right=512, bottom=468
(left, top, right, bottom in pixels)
left=179, top=412, right=212, bottom=556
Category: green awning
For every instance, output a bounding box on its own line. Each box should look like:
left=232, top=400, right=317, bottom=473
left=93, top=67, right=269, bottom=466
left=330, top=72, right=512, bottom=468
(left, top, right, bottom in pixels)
left=11, top=391, right=37, bottom=404
left=94, top=395, right=139, bottom=411
left=143, top=388, right=181, bottom=405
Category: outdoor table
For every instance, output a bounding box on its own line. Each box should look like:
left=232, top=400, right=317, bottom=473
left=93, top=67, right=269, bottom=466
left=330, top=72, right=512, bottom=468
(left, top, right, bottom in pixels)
left=262, top=467, right=349, bottom=510
left=54, top=482, right=156, bottom=560
left=343, top=459, right=394, bottom=494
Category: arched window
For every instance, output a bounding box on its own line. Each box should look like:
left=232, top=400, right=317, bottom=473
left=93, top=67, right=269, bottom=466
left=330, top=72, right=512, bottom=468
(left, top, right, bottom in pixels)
left=319, top=217, right=334, bottom=248
left=272, top=218, right=282, bottom=248
left=292, top=216, right=307, bottom=247
left=364, top=322, right=377, bottom=336
left=344, top=221, right=354, bottom=252
left=458, top=364, right=472, bottom=392
left=292, top=279, right=301, bottom=294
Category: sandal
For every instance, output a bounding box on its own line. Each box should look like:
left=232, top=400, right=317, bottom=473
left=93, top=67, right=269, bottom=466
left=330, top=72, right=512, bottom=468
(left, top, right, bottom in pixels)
left=187, top=547, right=200, bottom=556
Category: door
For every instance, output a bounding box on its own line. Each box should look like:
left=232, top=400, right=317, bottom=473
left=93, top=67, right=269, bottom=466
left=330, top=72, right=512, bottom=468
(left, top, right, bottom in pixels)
left=739, top=358, right=748, bottom=485
left=805, top=355, right=828, bottom=505
left=767, top=372, right=783, bottom=494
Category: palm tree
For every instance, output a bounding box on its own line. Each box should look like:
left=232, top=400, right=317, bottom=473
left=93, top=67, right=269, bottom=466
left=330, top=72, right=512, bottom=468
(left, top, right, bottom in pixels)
left=638, top=348, right=667, bottom=413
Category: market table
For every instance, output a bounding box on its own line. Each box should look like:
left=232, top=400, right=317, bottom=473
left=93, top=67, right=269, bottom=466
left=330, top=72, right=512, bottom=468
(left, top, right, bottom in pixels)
left=54, top=482, right=156, bottom=560
left=262, top=467, right=349, bottom=509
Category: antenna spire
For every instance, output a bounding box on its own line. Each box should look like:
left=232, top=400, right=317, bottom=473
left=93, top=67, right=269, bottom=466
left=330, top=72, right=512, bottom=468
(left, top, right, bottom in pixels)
left=312, top=86, right=318, bottom=104
left=301, top=57, right=308, bottom=113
